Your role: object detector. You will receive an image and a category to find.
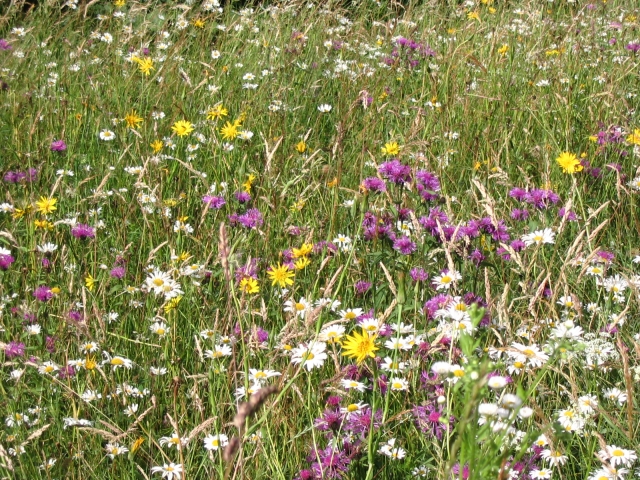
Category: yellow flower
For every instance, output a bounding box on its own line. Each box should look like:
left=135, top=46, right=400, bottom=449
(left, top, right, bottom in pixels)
left=626, top=128, right=640, bottom=145
left=296, top=140, right=307, bottom=153
left=85, top=274, right=95, bottom=292
left=556, top=151, right=583, bottom=174
left=114, top=0, right=125, bottom=6
left=132, top=56, right=154, bottom=75
left=239, top=277, right=259, bottom=294
left=164, top=296, right=182, bottom=313
left=84, top=356, right=97, bottom=370
left=220, top=120, right=241, bottom=140
left=381, top=141, right=400, bottom=156
left=192, top=18, right=205, bottom=28
left=267, top=263, right=294, bottom=288
left=150, top=139, right=163, bottom=153
left=124, top=110, right=144, bottom=129
left=130, top=437, right=144, bottom=454
left=498, top=44, right=509, bottom=56
left=34, top=219, right=54, bottom=230
left=207, top=104, right=228, bottom=120
left=467, top=11, right=480, bottom=21
left=292, top=243, right=313, bottom=258
left=327, top=177, right=338, bottom=188
left=35, top=197, right=57, bottom=215
left=341, top=329, right=378, bottom=365
left=242, top=174, right=256, bottom=192
left=294, top=257, right=310, bottom=270
left=172, top=120, right=194, bottom=137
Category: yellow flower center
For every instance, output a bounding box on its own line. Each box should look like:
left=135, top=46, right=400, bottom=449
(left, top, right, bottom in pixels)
left=295, top=303, right=305, bottom=311
left=347, top=404, right=359, bottom=412
left=392, top=382, right=403, bottom=389
left=345, top=312, right=356, bottom=320
left=153, top=278, right=164, bottom=287
left=441, top=275, right=452, bottom=284
left=254, top=371, right=267, bottom=379
left=111, top=358, right=124, bottom=365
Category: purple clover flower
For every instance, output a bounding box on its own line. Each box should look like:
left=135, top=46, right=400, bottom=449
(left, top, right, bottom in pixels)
left=410, top=267, right=428, bottom=282
left=0, top=252, right=15, bottom=270
left=354, top=280, right=371, bottom=295
left=0, top=39, right=11, bottom=51
left=110, top=266, right=126, bottom=279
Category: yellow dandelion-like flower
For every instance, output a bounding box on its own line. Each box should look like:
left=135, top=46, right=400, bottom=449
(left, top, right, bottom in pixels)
left=239, top=277, right=259, bottom=294
left=626, top=128, right=640, bottom=145
left=164, top=296, right=182, bottom=313
left=267, top=263, right=294, bottom=288
left=124, top=110, right=144, bottom=129
left=207, top=104, right=228, bottom=121
left=341, top=329, right=378, bottom=365
left=171, top=120, right=194, bottom=137
left=381, top=141, right=400, bottom=156
left=292, top=243, right=313, bottom=258
left=294, top=256, right=310, bottom=270
left=296, top=141, right=307, bottom=153
left=556, top=151, right=583, bottom=174
left=220, top=120, right=240, bottom=140
left=132, top=56, right=154, bottom=76
left=242, top=174, right=256, bottom=192
left=85, top=274, right=95, bottom=292
left=150, top=139, right=163, bottom=153
left=35, top=197, right=57, bottom=215
left=192, top=18, right=206, bottom=28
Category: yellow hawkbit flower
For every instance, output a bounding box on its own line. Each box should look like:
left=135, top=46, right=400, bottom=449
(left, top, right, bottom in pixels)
left=267, top=263, right=294, bottom=288
left=34, top=219, right=54, bottom=230
left=192, top=18, right=206, bottom=28
left=220, top=120, right=241, bottom=140
left=342, top=329, right=378, bottom=365
left=164, top=296, right=182, bottom=313
left=292, top=243, right=313, bottom=258
left=381, top=142, right=400, bottom=156
left=150, top=139, right=163, bottom=153
left=498, top=44, right=509, bottom=56
left=467, top=11, right=480, bottom=21
left=35, top=197, right=57, bottom=215
left=124, top=110, right=144, bottom=129
left=85, top=274, right=96, bottom=292
left=556, top=152, right=583, bottom=174
left=626, top=128, right=640, bottom=145
left=132, top=56, right=154, bottom=75
left=171, top=120, right=194, bottom=137
left=207, top=104, right=228, bottom=120
left=294, top=256, right=310, bottom=270
left=243, top=174, right=256, bottom=192
left=296, top=140, right=307, bottom=153
left=239, top=277, right=259, bottom=294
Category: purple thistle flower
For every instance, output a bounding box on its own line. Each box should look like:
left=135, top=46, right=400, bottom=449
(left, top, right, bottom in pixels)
left=235, top=258, right=259, bottom=283
left=354, top=280, right=371, bottom=295
left=45, top=335, right=56, bottom=354
left=50, top=139, right=67, bottom=152
left=344, top=407, right=382, bottom=434
left=415, top=170, right=441, bottom=201
left=0, top=39, right=12, bottom=50
left=5, top=341, right=26, bottom=359
left=234, top=191, right=251, bottom=203
left=71, top=224, right=95, bottom=240
left=361, top=177, right=386, bottom=192
left=378, top=159, right=412, bottom=184
left=310, top=446, right=350, bottom=479
left=33, top=285, right=53, bottom=302
left=626, top=42, right=640, bottom=53
left=468, top=249, right=485, bottom=266
left=68, top=310, right=84, bottom=322
left=510, top=239, right=526, bottom=252
left=110, top=266, right=126, bottom=279
left=202, top=195, right=226, bottom=209
left=236, top=208, right=263, bottom=229
left=314, top=408, right=343, bottom=432
left=413, top=404, right=452, bottom=440
left=0, top=252, right=15, bottom=270
left=410, top=267, right=428, bottom=282
left=392, top=235, right=416, bottom=255
left=58, top=365, right=76, bottom=379
left=254, top=327, right=269, bottom=343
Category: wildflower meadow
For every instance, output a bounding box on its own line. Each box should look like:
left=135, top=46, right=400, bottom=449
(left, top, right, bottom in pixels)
left=1, top=0, right=640, bottom=478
